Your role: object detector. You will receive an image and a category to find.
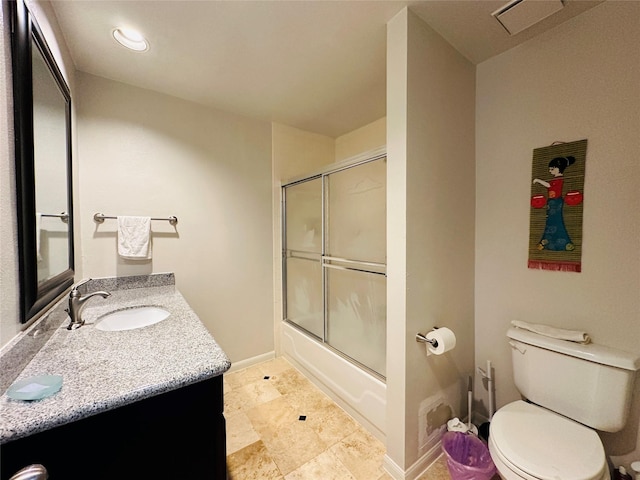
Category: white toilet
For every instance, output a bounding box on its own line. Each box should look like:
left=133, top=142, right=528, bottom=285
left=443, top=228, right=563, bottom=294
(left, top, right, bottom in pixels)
left=489, top=327, right=640, bottom=480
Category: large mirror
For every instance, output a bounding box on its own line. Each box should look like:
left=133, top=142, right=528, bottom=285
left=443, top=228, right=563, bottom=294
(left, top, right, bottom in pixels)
left=11, top=0, right=74, bottom=324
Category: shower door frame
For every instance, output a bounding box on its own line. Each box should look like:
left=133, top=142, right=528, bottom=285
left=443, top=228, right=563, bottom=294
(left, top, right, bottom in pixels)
left=281, top=148, right=387, bottom=381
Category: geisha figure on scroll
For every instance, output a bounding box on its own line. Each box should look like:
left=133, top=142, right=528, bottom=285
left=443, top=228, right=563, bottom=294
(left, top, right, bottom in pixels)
left=532, top=156, right=577, bottom=252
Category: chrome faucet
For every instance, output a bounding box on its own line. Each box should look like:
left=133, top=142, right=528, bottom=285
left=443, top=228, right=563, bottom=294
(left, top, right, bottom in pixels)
left=66, top=278, right=110, bottom=330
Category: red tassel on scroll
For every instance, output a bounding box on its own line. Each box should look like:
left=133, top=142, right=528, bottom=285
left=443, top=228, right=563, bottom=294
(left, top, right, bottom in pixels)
left=528, top=260, right=581, bottom=272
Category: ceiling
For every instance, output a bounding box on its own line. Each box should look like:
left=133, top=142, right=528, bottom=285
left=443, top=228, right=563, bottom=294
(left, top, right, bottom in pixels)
left=50, top=0, right=603, bottom=138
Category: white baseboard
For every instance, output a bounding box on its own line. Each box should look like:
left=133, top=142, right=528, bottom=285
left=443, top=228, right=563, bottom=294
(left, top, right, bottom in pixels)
left=226, top=351, right=275, bottom=373
left=383, top=441, right=443, bottom=480
left=382, top=455, right=405, bottom=479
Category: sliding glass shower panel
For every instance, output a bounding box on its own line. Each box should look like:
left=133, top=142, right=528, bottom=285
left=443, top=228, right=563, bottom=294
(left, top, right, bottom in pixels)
left=326, top=158, right=386, bottom=263
left=284, top=178, right=323, bottom=338
left=285, top=255, right=323, bottom=338
left=285, top=177, right=322, bottom=253
left=283, top=155, right=387, bottom=379
left=326, top=266, right=386, bottom=376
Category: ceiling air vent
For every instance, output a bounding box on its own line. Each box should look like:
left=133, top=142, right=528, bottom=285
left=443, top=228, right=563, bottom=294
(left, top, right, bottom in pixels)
left=492, top=0, right=565, bottom=36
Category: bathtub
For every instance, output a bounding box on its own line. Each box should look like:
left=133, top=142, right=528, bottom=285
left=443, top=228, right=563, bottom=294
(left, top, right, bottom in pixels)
left=281, top=321, right=386, bottom=441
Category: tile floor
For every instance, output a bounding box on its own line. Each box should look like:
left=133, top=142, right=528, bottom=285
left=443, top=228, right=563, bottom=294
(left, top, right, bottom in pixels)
left=223, top=357, right=456, bottom=480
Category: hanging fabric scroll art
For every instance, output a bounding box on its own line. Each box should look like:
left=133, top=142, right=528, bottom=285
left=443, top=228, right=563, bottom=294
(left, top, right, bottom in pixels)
left=528, top=139, right=587, bottom=273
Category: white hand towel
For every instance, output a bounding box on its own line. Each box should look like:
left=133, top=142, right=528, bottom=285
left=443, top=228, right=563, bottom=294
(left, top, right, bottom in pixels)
left=511, top=320, right=591, bottom=344
left=117, top=216, right=151, bottom=260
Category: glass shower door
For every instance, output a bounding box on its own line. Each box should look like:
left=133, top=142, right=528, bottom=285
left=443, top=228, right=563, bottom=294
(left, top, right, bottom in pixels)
left=283, top=156, right=387, bottom=378
left=324, top=158, right=386, bottom=377
left=283, top=177, right=323, bottom=339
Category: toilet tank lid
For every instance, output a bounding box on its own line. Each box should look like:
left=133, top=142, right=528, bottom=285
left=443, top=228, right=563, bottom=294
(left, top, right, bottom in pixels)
left=507, top=327, right=640, bottom=371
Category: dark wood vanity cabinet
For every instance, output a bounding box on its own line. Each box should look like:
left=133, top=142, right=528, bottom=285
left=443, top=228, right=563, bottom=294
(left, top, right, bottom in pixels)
left=1, top=375, right=226, bottom=480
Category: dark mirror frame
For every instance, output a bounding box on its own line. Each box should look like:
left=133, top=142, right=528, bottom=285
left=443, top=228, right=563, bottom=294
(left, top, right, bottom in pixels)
left=10, top=0, right=74, bottom=324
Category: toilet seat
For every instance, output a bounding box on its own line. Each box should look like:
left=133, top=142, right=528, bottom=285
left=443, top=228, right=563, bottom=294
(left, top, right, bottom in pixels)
left=490, top=401, right=609, bottom=480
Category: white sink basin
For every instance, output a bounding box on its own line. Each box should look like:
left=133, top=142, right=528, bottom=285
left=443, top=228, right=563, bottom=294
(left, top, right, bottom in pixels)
left=95, top=306, right=170, bottom=331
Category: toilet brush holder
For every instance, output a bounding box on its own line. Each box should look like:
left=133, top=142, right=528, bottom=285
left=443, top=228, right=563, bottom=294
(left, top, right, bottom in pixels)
left=615, top=467, right=633, bottom=480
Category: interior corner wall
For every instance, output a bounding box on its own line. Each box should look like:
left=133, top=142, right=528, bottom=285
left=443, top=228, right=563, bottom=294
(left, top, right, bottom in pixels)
left=386, top=7, right=476, bottom=475
left=76, top=72, right=274, bottom=364
left=335, top=117, right=386, bottom=162
left=475, top=1, right=640, bottom=467
left=272, top=123, right=335, bottom=184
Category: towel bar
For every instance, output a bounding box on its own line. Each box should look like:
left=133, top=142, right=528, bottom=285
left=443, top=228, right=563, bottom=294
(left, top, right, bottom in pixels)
left=41, top=212, right=69, bottom=222
left=93, top=213, right=178, bottom=226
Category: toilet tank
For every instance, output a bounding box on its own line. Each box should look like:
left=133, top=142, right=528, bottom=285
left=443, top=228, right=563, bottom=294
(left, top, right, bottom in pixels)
left=508, top=327, right=640, bottom=432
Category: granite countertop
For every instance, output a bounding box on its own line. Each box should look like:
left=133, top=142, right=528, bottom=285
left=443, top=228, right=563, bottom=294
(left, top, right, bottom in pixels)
left=0, top=274, right=231, bottom=444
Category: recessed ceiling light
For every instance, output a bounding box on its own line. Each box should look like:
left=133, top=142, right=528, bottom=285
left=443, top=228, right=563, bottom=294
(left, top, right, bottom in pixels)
left=112, top=27, right=149, bottom=52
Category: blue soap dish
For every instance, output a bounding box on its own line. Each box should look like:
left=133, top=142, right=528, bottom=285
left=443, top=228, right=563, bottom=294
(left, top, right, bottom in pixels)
left=7, top=374, right=63, bottom=401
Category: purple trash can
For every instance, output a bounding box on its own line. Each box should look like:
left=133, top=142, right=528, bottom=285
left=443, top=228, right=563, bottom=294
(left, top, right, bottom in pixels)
left=441, top=431, right=497, bottom=480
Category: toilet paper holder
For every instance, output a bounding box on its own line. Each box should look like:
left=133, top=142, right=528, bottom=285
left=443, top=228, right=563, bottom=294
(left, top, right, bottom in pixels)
left=416, top=328, right=440, bottom=348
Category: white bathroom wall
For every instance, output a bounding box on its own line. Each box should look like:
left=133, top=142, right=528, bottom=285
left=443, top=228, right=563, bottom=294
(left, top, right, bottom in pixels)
left=475, top=0, right=640, bottom=467
left=76, top=72, right=274, bottom=363
left=272, top=122, right=335, bottom=183
left=386, top=8, right=476, bottom=476
left=335, top=117, right=386, bottom=162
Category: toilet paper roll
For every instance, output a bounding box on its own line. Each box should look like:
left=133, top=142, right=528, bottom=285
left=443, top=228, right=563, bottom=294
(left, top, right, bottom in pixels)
left=426, top=327, right=456, bottom=355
